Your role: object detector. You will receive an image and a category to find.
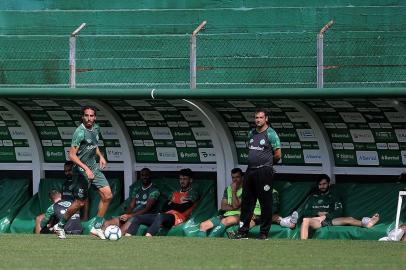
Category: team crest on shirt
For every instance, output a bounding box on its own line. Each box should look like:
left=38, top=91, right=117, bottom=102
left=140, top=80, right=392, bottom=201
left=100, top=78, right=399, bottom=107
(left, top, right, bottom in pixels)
left=135, top=194, right=139, bottom=198
left=86, top=139, right=92, bottom=143
left=263, top=185, right=270, bottom=191
left=142, top=194, right=147, bottom=199
left=260, top=139, right=265, bottom=145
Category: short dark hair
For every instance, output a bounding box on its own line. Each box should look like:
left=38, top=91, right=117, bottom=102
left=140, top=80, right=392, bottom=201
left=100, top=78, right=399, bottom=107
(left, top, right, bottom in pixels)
left=255, top=108, right=269, bottom=117
left=81, top=105, right=97, bottom=116
left=140, top=168, right=151, bottom=173
left=231, top=168, right=243, bottom=175
left=64, top=161, right=74, bottom=167
left=180, top=168, right=193, bottom=178
left=317, top=174, right=331, bottom=184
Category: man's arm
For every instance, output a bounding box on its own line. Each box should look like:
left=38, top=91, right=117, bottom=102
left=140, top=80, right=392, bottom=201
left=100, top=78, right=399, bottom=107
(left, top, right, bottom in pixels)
left=69, top=146, right=94, bottom=180
left=81, top=198, right=89, bottom=221
left=221, top=185, right=241, bottom=211
left=132, top=198, right=158, bottom=216
left=96, top=147, right=106, bottom=169
left=273, top=148, right=281, bottom=164
left=40, top=205, right=54, bottom=229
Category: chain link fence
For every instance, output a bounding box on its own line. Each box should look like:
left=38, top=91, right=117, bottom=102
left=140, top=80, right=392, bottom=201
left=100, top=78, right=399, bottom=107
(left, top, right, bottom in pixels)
left=0, top=35, right=68, bottom=87
left=0, top=32, right=405, bottom=88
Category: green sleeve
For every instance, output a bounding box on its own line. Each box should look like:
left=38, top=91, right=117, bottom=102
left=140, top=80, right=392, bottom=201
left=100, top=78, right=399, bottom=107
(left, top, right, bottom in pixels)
left=326, top=195, right=343, bottom=220
left=267, top=128, right=281, bottom=149
left=40, top=205, right=55, bottom=228
left=272, top=189, right=280, bottom=214
left=71, top=128, right=84, bottom=147
left=149, top=188, right=160, bottom=200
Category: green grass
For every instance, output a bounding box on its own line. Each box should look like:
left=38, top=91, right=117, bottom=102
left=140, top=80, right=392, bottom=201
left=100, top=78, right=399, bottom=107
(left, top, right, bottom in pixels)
left=0, top=234, right=405, bottom=270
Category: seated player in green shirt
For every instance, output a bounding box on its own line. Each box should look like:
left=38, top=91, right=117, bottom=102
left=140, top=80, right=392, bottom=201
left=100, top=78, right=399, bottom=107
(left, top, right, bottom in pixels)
left=300, top=174, right=380, bottom=240
left=102, top=168, right=160, bottom=234
left=40, top=190, right=82, bottom=235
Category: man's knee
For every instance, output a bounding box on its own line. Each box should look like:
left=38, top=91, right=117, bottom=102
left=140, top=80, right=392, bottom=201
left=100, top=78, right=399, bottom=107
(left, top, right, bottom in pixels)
left=35, top=214, right=44, bottom=223
left=100, top=188, right=113, bottom=202
left=200, top=220, right=212, bottom=231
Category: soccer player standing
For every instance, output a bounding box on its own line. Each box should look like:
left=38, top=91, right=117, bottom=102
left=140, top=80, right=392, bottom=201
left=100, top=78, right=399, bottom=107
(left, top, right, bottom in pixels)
left=53, top=106, right=112, bottom=239
left=232, top=108, right=281, bottom=240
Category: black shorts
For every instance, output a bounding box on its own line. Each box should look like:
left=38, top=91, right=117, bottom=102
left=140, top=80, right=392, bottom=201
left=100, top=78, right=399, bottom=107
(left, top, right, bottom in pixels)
left=321, top=219, right=333, bottom=227
left=71, top=171, right=89, bottom=200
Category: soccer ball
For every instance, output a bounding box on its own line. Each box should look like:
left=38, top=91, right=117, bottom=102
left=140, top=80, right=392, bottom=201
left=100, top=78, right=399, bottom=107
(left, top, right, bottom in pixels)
left=104, top=225, right=122, bottom=241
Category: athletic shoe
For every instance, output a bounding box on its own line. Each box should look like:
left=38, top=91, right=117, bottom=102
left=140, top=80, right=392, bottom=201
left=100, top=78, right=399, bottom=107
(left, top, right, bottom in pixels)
left=279, top=217, right=292, bottom=228
left=227, top=231, right=248, bottom=240
left=290, top=211, right=299, bottom=224
left=53, top=224, right=66, bottom=239
left=378, top=236, right=389, bottom=241
left=90, top=227, right=106, bottom=240
left=256, top=234, right=269, bottom=240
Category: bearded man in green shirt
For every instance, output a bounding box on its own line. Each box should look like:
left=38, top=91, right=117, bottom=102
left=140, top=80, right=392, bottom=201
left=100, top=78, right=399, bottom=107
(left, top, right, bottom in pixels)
left=300, top=174, right=380, bottom=240
left=53, top=106, right=112, bottom=239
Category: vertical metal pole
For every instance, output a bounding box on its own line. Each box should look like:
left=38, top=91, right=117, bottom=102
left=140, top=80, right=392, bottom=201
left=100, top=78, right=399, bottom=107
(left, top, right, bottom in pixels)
left=317, top=34, right=324, bottom=88
left=69, top=36, right=76, bottom=88
left=190, top=35, right=197, bottom=89
left=317, top=20, right=334, bottom=89
left=69, top=23, right=86, bottom=88
left=189, top=21, right=207, bottom=89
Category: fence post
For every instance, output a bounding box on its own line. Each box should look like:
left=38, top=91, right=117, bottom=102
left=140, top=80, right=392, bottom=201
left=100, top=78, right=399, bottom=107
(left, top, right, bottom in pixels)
left=190, top=21, right=207, bottom=89
left=317, top=20, right=334, bottom=88
left=69, top=23, right=86, bottom=88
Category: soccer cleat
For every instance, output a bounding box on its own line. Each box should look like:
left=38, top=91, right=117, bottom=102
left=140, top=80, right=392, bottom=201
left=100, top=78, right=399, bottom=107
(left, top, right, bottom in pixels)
left=256, top=234, right=269, bottom=240
left=53, top=224, right=66, bottom=239
left=227, top=231, right=248, bottom=240
left=90, top=227, right=106, bottom=240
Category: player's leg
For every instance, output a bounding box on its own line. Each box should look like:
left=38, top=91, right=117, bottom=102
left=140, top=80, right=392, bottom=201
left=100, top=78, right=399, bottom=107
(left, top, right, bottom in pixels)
left=125, top=214, right=157, bottom=236
left=145, top=213, right=175, bottom=237
left=332, top=217, right=362, bottom=226
left=301, top=217, right=322, bottom=240
left=102, top=217, right=120, bottom=229
left=35, top=213, right=45, bottom=234
left=255, top=166, right=274, bottom=239
left=208, top=216, right=238, bottom=238
left=88, top=170, right=112, bottom=239
left=236, top=169, right=257, bottom=237
left=54, top=175, right=88, bottom=239
left=199, top=219, right=215, bottom=232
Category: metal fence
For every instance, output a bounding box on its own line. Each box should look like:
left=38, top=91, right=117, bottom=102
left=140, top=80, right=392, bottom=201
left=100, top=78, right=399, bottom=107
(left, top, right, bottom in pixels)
left=0, top=27, right=405, bottom=89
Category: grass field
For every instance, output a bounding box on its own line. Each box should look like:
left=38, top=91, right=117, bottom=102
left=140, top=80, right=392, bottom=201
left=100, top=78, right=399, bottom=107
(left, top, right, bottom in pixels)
left=0, top=234, right=405, bottom=270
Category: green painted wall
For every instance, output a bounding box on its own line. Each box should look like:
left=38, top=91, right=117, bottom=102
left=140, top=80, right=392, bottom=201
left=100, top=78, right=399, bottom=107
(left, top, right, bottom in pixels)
left=0, top=1, right=405, bottom=87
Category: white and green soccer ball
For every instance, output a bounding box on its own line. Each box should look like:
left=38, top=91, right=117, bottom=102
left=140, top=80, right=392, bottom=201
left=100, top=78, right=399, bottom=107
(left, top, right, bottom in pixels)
left=104, top=225, right=122, bottom=241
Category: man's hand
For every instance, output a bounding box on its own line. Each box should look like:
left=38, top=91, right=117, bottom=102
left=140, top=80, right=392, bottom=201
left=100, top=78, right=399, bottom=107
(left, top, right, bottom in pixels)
left=318, top=212, right=328, bottom=217
left=85, top=168, right=95, bottom=181
left=231, top=181, right=238, bottom=192
left=99, top=155, right=107, bottom=170
left=119, top=214, right=131, bottom=222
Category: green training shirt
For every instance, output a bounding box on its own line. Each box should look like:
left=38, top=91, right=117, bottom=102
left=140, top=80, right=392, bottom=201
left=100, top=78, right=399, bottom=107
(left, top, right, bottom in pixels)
left=130, top=183, right=160, bottom=213
left=301, top=191, right=343, bottom=220
left=71, top=123, right=101, bottom=170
